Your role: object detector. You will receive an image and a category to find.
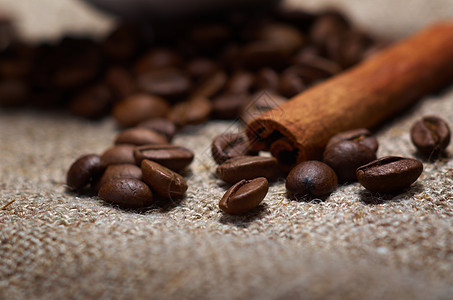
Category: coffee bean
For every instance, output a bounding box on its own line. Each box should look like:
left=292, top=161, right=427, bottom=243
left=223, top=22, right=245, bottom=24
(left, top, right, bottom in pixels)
left=326, top=128, right=379, bottom=153
left=191, top=70, right=227, bottom=98
left=309, top=11, right=349, bottom=50
left=211, top=133, right=254, bottom=165
left=167, top=96, right=212, bottom=127
left=278, top=72, right=306, bottom=98
left=292, top=48, right=342, bottom=77
left=212, top=92, right=250, bottom=119
left=112, top=93, right=171, bottom=127
left=225, top=70, right=254, bottom=93
left=141, top=159, right=188, bottom=199
left=102, top=22, right=142, bottom=62
left=286, top=160, right=337, bottom=196
left=410, top=116, right=451, bottom=158
left=137, top=118, right=177, bottom=141
left=254, top=68, right=280, bottom=92
left=100, top=144, right=136, bottom=167
left=114, top=127, right=168, bottom=146
left=137, top=68, right=191, bottom=99
left=98, top=178, right=153, bottom=208
left=69, top=84, right=114, bottom=120
left=185, top=58, right=219, bottom=80
left=219, top=177, right=268, bottom=215
left=240, top=91, right=286, bottom=124
left=104, top=67, right=138, bottom=99
left=356, top=156, right=423, bottom=193
left=66, top=154, right=103, bottom=190
left=323, top=140, right=377, bottom=182
left=94, top=163, right=142, bottom=192
left=216, top=156, right=278, bottom=184
left=134, top=144, right=194, bottom=171
left=134, top=47, right=182, bottom=74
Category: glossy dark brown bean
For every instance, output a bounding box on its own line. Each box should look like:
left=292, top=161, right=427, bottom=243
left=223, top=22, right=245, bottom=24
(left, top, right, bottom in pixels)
left=410, top=116, right=451, bottom=157
left=69, top=85, right=114, bottom=120
left=356, top=156, right=423, bottom=193
left=100, top=144, right=136, bottom=167
left=98, top=178, right=153, bottom=208
left=219, top=177, right=268, bottom=215
left=323, top=140, right=377, bottom=182
left=211, top=133, right=253, bottom=165
left=286, top=161, right=337, bottom=196
left=114, top=128, right=168, bottom=146
left=66, top=154, right=103, bottom=190
left=212, top=92, right=250, bottom=119
left=326, top=128, right=379, bottom=153
left=137, top=118, right=177, bottom=141
left=94, top=163, right=142, bottom=192
left=141, top=160, right=188, bottom=199
left=112, top=94, right=170, bottom=127
left=134, top=144, right=194, bottom=171
left=167, top=97, right=212, bottom=127
left=137, top=68, right=191, bottom=99
left=134, top=47, right=182, bottom=74
left=216, top=156, right=278, bottom=184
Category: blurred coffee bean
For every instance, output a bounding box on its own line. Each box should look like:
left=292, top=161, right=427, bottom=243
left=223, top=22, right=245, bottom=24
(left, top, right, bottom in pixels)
left=254, top=68, right=280, bottom=92
left=211, top=133, right=255, bottom=165
left=326, top=30, right=373, bottom=68
left=309, top=11, right=350, bottom=50
left=187, top=23, right=231, bottom=51
left=102, top=22, right=142, bottom=62
left=114, top=127, right=168, bottom=146
left=137, top=68, right=191, bottom=99
left=225, top=70, right=254, bottom=93
left=167, top=96, right=212, bottom=126
left=69, top=84, right=114, bottom=120
left=191, top=70, right=227, bottom=98
left=134, top=144, right=194, bottom=171
left=137, top=118, right=177, bottom=141
left=410, top=115, right=451, bottom=158
left=112, top=93, right=170, bottom=127
left=101, top=144, right=136, bottom=167
left=241, top=91, right=286, bottom=124
left=292, top=48, right=342, bottom=76
left=326, top=128, right=379, bottom=153
left=212, top=92, right=250, bottom=119
left=278, top=72, right=306, bottom=98
left=134, top=47, right=182, bottom=74
left=185, top=58, right=219, bottom=80
left=105, top=67, right=138, bottom=99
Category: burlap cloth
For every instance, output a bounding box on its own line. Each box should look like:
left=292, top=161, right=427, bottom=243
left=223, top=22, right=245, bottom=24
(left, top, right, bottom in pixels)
left=0, top=0, right=452, bottom=299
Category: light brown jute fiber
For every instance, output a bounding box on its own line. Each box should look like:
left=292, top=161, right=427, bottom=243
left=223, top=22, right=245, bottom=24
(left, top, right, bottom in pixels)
left=0, top=0, right=452, bottom=299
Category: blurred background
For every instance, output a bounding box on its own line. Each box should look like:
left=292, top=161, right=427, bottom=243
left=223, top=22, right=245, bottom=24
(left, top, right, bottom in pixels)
left=0, top=0, right=451, bottom=41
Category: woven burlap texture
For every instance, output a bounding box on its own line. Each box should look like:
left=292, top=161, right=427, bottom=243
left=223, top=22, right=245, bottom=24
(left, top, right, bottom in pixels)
left=0, top=0, right=452, bottom=299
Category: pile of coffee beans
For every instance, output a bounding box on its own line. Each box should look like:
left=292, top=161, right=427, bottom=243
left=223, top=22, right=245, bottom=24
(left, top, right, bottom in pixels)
left=210, top=115, right=450, bottom=214
left=67, top=121, right=194, bottom=208
left=0, top=6, right=383, bottom=128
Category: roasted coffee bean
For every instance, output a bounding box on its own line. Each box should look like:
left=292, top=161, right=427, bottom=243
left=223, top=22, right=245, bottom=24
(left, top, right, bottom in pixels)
left=137, top=118, right=177, bottom=141
left=191, top=70, right=227, bottom=98
left=167, top=96, right=212, bottom=126
left=114, top=127, right=168, bottom=146
left=323, top=140, right=377, bottom=182
left=134, top=47, right=182, bottom=74
left=212, top=92, right=250, bottom=119
left=326, top=128, right=379, bottom=153
left=211, top=133, right=254, bottom=165
left=410, top=116, right=451, bottom=157
left=134, top=144, right=194, bottom=171
left=141, top=160, right=188, bottom=199
left=216, top=156, right=278, bottom=184
left=240, top=91, right=287, bottom=124
left=100, top=144, right=136, bottom=167
left=66, top=154, right=103, bottom=190
left=98, top=178, right=153, bottom=208
left=278, top=72, right=306, bottom=98
left=104, top=67, right=138, bottom=99
left=309, top=11, right=349, bottom=49
left=186, top=58, right=219, bottom=80
left=225, top=70, right=254, bottom=93
left=254, top=68, right=280, bottom=92
left=292, top=48, right=342, bottom=77
left=356, top=156, right=423, bottom=193
left=112, top=93, right=170, bottom=127
left=94, top=163, right=142, bottom=192
left=102, top=22, right=142, bottom=62
left=286, top=160, right=337, bottom=196
left=137, top=68, right=191, bottom=99
left=219, top=177, right=268, bottom=215
left=69, top=84, right=114, bottom=120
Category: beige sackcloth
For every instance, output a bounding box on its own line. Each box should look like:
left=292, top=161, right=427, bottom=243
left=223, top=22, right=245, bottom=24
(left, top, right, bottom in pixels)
left=0, top=0, right=452, bottom=299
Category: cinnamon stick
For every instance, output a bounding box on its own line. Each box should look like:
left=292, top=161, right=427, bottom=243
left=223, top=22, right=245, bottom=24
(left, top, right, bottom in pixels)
left=246, top=21, right=453, bottom=169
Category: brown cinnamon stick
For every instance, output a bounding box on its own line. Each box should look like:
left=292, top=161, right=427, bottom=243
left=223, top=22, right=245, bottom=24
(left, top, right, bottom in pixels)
left=246, top=21, right=453, bottom=169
